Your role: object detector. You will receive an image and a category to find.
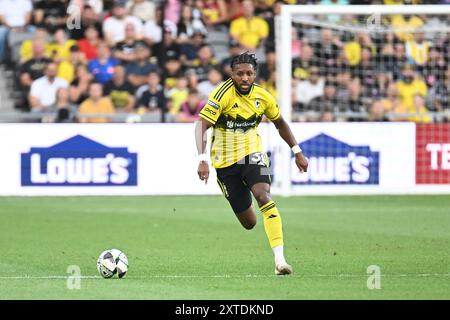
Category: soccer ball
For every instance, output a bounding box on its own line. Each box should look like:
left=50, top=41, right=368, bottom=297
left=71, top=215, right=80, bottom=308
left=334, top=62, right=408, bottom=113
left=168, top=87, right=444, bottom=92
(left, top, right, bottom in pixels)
left=97, top=249, right=128, bottom=279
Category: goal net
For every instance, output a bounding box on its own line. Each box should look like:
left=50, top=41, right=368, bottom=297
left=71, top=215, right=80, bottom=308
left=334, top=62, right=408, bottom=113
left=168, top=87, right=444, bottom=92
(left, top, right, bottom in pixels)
left=273, top=5, right=450, bottom=195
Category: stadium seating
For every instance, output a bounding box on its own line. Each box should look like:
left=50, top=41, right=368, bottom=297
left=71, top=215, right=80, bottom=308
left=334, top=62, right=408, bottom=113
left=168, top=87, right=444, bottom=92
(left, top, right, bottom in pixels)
left=0, top=0, right=448, bottom=123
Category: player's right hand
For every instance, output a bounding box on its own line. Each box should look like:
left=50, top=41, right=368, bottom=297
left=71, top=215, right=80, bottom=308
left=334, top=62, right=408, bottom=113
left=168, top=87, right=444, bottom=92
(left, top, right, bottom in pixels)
left=197, top=161, right=209, bottom=184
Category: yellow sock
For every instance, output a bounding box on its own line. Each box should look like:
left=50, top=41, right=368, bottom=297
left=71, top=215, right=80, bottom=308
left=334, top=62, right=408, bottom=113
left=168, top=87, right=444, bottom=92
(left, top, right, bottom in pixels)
left=260, top=200, right=283, bottom=248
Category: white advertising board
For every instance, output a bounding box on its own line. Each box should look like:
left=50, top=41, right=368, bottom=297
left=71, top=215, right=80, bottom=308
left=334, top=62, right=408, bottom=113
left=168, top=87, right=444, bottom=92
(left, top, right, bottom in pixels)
left=284, top=122, right=417, bottom=195
left=1, top=122, right=445, bottom=196
left=0, top=123, right=220, bottom=196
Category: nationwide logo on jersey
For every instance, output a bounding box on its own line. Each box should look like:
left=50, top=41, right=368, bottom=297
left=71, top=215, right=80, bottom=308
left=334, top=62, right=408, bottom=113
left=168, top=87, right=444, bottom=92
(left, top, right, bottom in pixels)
left=216, top=114, right=262, bottom=132
left=21, top=135, right=138, bottom=186
left=292, top=133, right=379, bottom=185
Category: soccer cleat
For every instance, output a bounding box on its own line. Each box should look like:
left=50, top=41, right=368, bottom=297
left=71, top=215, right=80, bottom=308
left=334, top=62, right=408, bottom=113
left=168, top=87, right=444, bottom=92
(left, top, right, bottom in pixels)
left=274, top=262, right=293, bottom=275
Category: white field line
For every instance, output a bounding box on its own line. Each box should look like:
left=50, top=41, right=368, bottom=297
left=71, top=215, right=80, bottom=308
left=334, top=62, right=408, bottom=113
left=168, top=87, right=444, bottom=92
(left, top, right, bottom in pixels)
left=0, top=273, right=449, bottom=280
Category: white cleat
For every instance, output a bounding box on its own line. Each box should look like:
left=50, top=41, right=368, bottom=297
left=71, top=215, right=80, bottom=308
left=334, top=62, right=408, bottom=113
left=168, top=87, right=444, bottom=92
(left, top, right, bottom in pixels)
left=274, top=262, right=293, bottom=275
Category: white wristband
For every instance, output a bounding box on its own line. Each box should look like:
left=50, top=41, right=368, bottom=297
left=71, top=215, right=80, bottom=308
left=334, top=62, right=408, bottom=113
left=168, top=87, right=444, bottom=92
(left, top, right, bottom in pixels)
left=198, top=154, right=209, bottom=162
left=291, top=145, right=302, bottom=154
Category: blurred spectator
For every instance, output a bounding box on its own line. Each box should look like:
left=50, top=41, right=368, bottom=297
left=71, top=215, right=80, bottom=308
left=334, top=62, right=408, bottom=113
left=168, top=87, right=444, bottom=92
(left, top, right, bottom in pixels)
left=125, top=43, right=158, bottom=87
left=29, top=62, right=69, bottom=112
left=427, top=65, right=450, bottom=112
left=258, top=50, right=276, bottom=82
left=368, top=100, right=389, bottom=122
left=57, top=44, right=86, bottom=82
left=320, top=111, right=335, bottom=122
left=34, top=0, right=68, bottom=33
left=185, top=67, right=199, bottom=90
left=104, top=64, right=135, bottom=112
left=423, top=46, right=446, bottom=88
left=339, top=79, right=366, bottom=115
left=313, top=28, right=342, bottom=75
left=254, top=0, right=273, bottom=18
left=0, top=0, right=33, bottom=64
left=180, top=31, right=207, bottom=66
left=42, top=87, right=77, bottom=123
left=163, top=57, right=184, bottom=90
left=78, top=25, right=100, bottom=61
left=357, top=46, right=377, bottom=92
left=197, top=67, right=223, bottom=100
left=390, top=14, right=424, bottom=42
left=189, top=44, right=219, bottom=83
left=176, top=88, right=204, bottom=122
left=260, top=69, right=277, bottom=99
left=291, top=28, right=303, bottom=61
left=79, top=82, right=115, bottom=123
left=113, top=23, right=145, bottom=64
left=198, top=0, right=228, bottom=27
left=167, top=76, right=189, bottom=115
left=47, top=28, right=77, bottom=63
left=143, top=6, right=178, bottom=47
left=378, top=82, right=408, bottom=119
left=177, top=4, right=207, bottom=42
left=396, top=65, right=427, bottom=110
left=308, top=82, right=339, bottom=114
left=152, top=26, right=182, bottom=65
left=226, top=0, right=245, bottom=22
left=88, top=42, right=119, bottom=84
left=68, top=4, right=103, bottom=40
left=164, top=0, right=181, bottom=25
left=436, top=31, right=450, bottom=65
left=408, top=94, right=432, bottom=123
left=19, top=27, right=50, bottom=64
left=293, top=43, right=317, bottom=81
left=335, top=69, right=352, bottom=100
left=391, top=42, right=408, bottom=80
left=295, top=66, right=325, bottom=110
left=367, top=71, right=392, bottom=100
left=19, top=39, right=52, bottom=90
left=229, top=0, right=269, bottom=50
left=264, top=0, right=282, bottom=52
left=136, top=71, right=167, bottom=116
left=344, top=32, right=375, bottom=66
left=126, top=0, right=156, bottom=23
left=405, top=30, right=431, bottom=67
left=219, top=40, right=242, bottom=78
left=103, top=0, right=143, bottom=46
left=70, top=64, right=93, bottom=104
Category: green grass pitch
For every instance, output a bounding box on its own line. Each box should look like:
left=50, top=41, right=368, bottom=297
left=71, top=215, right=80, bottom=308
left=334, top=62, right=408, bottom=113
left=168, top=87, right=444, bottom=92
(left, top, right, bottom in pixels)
left=0, top=195, right=449, bottom=299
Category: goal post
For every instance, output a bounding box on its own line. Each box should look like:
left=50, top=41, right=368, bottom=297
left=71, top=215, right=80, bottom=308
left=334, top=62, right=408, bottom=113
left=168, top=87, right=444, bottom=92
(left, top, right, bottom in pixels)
left=274, top=4, right=450, bottom=196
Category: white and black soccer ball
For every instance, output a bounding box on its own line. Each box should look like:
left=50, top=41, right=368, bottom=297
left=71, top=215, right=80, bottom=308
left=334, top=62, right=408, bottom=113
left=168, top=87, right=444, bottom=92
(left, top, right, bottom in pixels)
left=97, top=249, right=128, bottom=279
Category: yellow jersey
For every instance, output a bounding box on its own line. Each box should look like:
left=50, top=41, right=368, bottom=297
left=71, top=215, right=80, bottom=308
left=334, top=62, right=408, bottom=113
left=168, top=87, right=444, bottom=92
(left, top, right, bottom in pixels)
left=199, top=79, right=281, bottom=169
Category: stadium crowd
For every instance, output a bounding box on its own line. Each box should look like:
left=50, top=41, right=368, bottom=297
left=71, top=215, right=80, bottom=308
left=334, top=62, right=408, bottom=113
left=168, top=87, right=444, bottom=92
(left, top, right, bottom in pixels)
left=0, top=0, right=449, bottom=123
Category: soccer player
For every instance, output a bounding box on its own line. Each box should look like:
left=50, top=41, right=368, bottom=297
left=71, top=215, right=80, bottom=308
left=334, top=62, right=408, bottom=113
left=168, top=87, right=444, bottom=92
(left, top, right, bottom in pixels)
left=194, top=52, right=308, bottom=275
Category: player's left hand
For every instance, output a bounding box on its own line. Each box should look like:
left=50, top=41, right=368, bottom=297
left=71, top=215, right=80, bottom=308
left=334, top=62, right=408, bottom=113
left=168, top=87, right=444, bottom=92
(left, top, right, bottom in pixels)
left=197, top=161, right=209, bottom=184
left=295, top=152, right=308, bottom=173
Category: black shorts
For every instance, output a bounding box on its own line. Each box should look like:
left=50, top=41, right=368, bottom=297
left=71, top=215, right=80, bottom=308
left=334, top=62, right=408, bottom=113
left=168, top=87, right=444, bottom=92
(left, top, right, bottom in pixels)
left=216, top=152, right=271, bottom=214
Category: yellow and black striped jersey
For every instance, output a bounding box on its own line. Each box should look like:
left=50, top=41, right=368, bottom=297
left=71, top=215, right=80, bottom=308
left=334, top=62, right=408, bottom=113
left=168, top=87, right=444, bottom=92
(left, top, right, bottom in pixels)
left=199, top=78, right=281, bottom=169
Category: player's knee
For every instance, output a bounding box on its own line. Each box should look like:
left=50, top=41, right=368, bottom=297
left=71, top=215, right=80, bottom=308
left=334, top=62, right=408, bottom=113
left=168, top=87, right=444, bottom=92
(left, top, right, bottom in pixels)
left=243, top=220, right=256, bottom=230
left=255, top=192, right=272, bottom=207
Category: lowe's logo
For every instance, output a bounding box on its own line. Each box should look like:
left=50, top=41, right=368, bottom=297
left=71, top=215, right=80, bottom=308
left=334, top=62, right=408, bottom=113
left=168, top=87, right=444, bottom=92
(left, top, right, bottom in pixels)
left=21, top=135, right=137, bottom=186
left=292, top=133, right=379, bottom=184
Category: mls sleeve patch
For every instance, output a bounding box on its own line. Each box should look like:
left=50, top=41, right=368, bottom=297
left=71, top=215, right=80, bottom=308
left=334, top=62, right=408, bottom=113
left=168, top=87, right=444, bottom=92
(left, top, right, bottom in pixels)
left=207, top=100, right=220, bottom=110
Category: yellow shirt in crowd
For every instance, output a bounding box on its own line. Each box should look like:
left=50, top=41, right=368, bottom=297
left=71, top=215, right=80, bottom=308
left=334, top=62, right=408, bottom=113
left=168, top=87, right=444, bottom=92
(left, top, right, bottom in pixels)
left=230, top=16, right=269, bottom=49
left=79, top=97, right=115, bottom=123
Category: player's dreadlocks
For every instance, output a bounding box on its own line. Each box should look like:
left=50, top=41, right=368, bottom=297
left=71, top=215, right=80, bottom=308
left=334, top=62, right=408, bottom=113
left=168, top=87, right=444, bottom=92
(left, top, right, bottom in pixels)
left=230, top=52, right=258, bottom=71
